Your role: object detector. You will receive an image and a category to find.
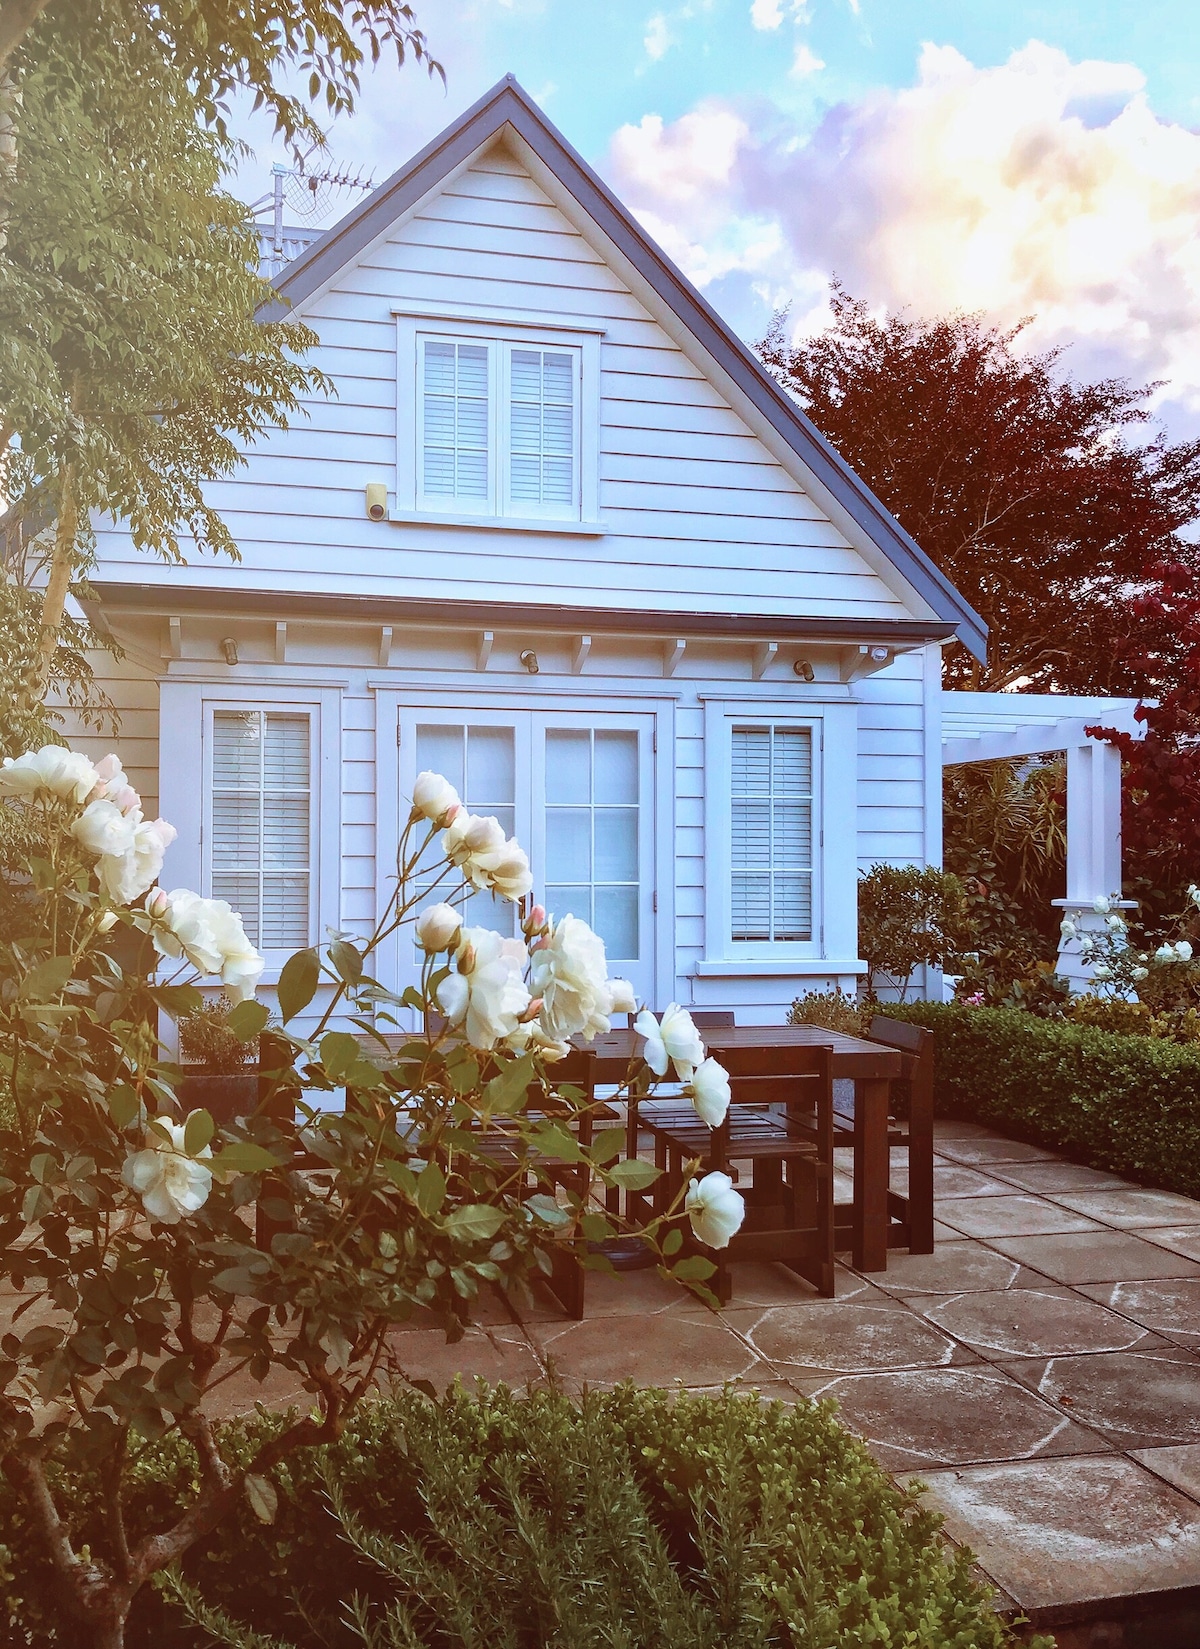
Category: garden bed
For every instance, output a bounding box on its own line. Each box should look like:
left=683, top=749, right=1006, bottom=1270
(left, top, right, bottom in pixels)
left=0, top=1384, right=1043, bottom=1648
left=881, top=1001, right=1200, bottom=1199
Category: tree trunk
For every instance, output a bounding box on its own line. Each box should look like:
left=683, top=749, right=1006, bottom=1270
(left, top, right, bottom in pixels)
left=34, top=465, right=78, bottom=694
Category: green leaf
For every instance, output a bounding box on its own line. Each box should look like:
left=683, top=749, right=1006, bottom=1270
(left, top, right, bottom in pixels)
left=416, top=1161, right=446, bottom=1217
left=244, top=1472, right=278, bottom=1524
left=151, top=984, right=203, bottom=1018
left=671, top=1255, right=717, bottom=1282
left=484, top=1055, right=535, bottom=1115
left=607, top=1158, right=660, bottom=1190
left=19, top=956, right=73, bottom=1002
left=328, top=939, right=363, bottom=986
left=444, top=1204, right=506, bottom=1243
left=215, top=1142, right=281, bottom=1176
left=277, top=948, right=320, bottom=1022
left=590, top=1127, right=626, bottom=1164
left=183, top=1109, right=214, bottom=1156
left=661, top=1227, right=683, bottom=1256
left=226, top=999, right=269, bottom=1041
left=107, top=1086, right=141, bottom=1129
left=319, top=1031, right=363, bottom=1083
left=531, top=1123, right=582, bottom=1163
left=447, top=1055, right=480, bottom=1096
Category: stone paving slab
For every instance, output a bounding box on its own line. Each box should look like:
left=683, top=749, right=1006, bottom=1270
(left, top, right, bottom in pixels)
left=986, top=1229, right=1200, bottom=1284
left=1138, top=1225, right=1200, bottom=1261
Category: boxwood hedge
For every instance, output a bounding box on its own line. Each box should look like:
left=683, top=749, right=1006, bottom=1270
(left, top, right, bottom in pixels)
left=881, top=1000, right=1200, bottom=1198
left=0, top=1383, right=1044, bottom=1648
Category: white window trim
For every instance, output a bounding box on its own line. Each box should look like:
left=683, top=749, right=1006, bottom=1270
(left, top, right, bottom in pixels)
left=395, top=314, right=601, bottom=528
left=373, top=687, right=674, bottom=1007
left=159, top=682, right=343, bottom=985
left=701, top=699, right=859, bottom=971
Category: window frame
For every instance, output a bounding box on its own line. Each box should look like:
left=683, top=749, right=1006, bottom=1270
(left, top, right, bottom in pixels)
left=395, top=312, right=601, bottom=529
left=158, top=682, right=343, bottom=982
left=701, top=698, right=859, bottom=970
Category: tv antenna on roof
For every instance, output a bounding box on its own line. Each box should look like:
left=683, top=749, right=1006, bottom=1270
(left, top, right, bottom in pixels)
left=249, top=145, right=375, bottom=259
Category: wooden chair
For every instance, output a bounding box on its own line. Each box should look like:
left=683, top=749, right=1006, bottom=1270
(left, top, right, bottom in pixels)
left=628, top=1043, right=836, bottom=1303
left=861, top=1016, right=935, bottom=1255
left=690, top=1010, right=735, bottom=1030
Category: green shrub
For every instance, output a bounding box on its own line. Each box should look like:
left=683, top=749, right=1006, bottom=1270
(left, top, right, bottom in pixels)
left=0, top=1385, right=1043, bottom=1649
left=880, top=1000, right=1200, bottom=1197
left=858, top=864, right=969, bottom=998
left=788, top=987, right=869, bottom=1036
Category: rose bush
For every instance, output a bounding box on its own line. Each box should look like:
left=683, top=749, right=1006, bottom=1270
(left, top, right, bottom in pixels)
left=0, top=743, right=738, bottom=1649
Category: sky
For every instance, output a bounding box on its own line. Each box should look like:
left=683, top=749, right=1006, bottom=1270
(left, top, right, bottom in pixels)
left=235, top=0, right=1200, bottom=439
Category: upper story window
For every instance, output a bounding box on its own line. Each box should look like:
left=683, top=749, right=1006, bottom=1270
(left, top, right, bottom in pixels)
left=395, top=313, right=601, bottom=529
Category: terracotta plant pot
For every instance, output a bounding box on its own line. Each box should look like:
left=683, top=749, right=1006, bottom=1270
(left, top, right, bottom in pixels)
left=178, top=1069, right=260, bottom=1124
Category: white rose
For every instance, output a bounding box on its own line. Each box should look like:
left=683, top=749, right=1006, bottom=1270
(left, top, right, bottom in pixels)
left=634, top=1007, right=669, bottom=1076
left=90, top=753, right=141, bottom=814
left=415, top=902, right=463, bottom=952
left=1132, top=966, right=1149, bottom=981
left=1156, top=945, right=1176, bottom=964
left=436, top=926, right=531, bottom=1050
left=685, top=1171, right=745, bottom=1250
left=72, top=797, right=138, bottom=859
left=605, top=977, right=637, bottom=1016
left=1190, top=885, right=1200, bottom=910
left=121, top=1118, right=213, bottom=1224
left=1176, top=941, right=1193, bottom=963
left=0, top=744, right=99, bottom=804
left=1059, top=918, right=1077, bottom=939
left=148, top=889, right=263, bottom=1002
left=660, top=1003, right=705, bottom=1073
left=411, top=770, right=461, bottom=827
left=1106, top=914, right=1127, bottom=933
left=1092, top=896, right=1111, bottom=915
left=442, top=812, right=533, bottom=902
left=686, top=1057, right=731, bottom=1128
left=1092, top=963, right=1112, bottom=980
left=531, top=913, right=612, bottom=1043
left=505, top=1019, right=572, bottom=1062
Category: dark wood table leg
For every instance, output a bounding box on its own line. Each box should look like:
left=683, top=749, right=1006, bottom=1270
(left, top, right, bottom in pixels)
left=853, top=1078, right=890, bottom=1272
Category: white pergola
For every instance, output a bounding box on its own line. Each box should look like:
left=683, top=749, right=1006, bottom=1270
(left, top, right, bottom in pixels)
left=941, top=692, right=1144, bottom=988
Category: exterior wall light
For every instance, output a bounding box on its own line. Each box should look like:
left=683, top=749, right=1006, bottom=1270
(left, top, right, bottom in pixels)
left=793, top=659, right=815, bottom=681
left=519, top=649, right=540, bottom=674
left=220, top=637, right=239, bottom=666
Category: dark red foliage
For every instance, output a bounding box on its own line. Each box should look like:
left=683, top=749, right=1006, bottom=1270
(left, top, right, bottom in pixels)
left=1089, top=561, right=1200, bottom=895
left=757, top=286, right=1200, bottom=694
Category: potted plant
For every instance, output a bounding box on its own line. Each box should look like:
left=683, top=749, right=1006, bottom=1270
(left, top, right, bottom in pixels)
left=177, top=995, right=259, bottom=1122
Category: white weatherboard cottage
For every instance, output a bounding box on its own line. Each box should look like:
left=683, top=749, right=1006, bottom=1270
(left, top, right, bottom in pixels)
left=70, top=76, right=1082, bottom=1019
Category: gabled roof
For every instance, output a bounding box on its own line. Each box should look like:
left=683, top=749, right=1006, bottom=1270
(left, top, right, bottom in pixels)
left=264, top=76, right=987, bottom=663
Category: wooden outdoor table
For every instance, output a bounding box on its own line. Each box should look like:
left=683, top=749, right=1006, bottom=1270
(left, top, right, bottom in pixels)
left=589, top=1023, right=903, bottom=1273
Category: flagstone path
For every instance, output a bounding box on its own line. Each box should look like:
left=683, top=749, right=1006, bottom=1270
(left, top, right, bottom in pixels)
left=359, top=1116, right=1200, bottom=1648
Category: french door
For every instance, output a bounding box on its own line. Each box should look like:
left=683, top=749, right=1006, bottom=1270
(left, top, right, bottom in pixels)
left=395, top=706, right=656, bottom=1004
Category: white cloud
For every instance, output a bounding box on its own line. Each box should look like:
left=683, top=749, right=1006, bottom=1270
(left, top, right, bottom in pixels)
left=750, top=0, right=784, bottom=27
left=606, top=41, right=1200, bottom=423
left=644, top=13, right=674, bottom=60
left=790, top=42, right=824, bottom=77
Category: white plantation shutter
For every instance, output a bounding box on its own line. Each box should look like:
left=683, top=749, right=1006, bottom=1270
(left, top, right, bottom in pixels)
left=211, top=710, right=312, bottom=948
left=731, top=726, right=813, bottom=942
left=509, top=346, right=576, bottom=510
left=422, top=340, right=489, bottom=501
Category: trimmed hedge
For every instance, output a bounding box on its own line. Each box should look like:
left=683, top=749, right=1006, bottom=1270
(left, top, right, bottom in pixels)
left=0, top=1384, right=1044, bottom=1648
left=881, top=1001, right=1200, bottom=1198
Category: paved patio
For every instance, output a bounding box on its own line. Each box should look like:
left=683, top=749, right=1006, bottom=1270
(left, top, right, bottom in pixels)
left=357, top=1116, right=1200, bottom=1647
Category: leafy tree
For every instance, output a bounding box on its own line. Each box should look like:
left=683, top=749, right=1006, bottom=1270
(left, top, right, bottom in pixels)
left=0, top=8, right=329, bottom=710
left=758, top=286, right=1200, bottom=694
left=857, top=864, right=968, bottom=999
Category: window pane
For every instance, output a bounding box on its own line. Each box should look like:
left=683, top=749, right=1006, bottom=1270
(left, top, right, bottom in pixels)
left=211, top=710, right=311, bottom=951
left=546, top=884, right=590, bottom=924
left=594, top=808, right=637, bottom=881
left=422, top=339, right=489, bottom=505
left=594, top=731, right=637, bottom=803
left=508, top=344, right=576, bottom=510
left=545, top=729, right=590, bottom=804
left=595, top=886, right=637, bottom=960
left=416, top=725, right=464, bottom=793
left=466, top=726, right=515, bottom=807
left=546, top=808, right=590, bottom=882
left=731, top=725, right=812, bottom=943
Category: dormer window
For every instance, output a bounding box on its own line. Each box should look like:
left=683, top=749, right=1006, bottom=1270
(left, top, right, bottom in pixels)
left=394, top=312, right=601, bottom=531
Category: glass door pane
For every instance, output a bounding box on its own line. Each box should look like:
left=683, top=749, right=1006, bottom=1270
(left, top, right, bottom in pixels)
left=414, top=722, right=516, bottom=934
left=544, top=727, right=640, bottom=964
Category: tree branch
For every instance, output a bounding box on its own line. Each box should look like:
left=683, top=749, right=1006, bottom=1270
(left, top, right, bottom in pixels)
left=0, top=0, right=48, bottom=74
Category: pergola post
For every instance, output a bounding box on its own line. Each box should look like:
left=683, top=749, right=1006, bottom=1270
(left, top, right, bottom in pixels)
left=1053, top=738, right=1133, bottom=991
left=941, top=695, right=1144, bottom=997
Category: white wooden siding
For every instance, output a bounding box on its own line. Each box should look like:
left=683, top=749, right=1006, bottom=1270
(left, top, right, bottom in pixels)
left=90, top=142, right=911, bottom=622
left=52, top=647, right=160, bottom=820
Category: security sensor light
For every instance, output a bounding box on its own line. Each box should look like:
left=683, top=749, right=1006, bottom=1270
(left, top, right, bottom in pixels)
left=365, top=482, right=387, bottom=521
left=220, top=637, right=239, bottom=666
